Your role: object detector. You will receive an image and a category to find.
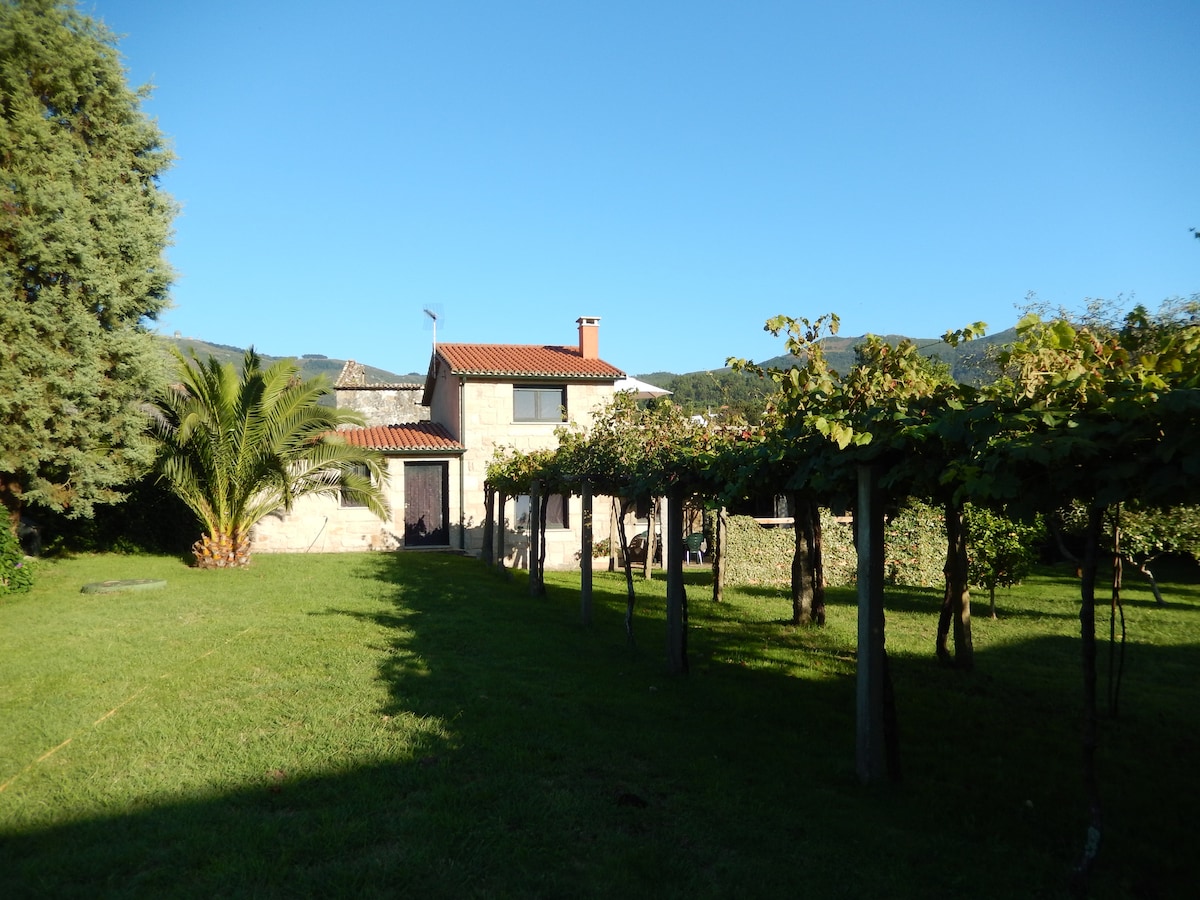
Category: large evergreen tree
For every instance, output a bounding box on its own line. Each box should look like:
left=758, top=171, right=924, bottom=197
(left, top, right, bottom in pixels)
left=0, top=0, right=176, bottom=526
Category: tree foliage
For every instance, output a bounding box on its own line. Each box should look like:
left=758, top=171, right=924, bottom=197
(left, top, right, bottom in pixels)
left=965, top=506, right=1045, bottom=617
left=646, top=368, right=771, bottom=424
left=1114, top=503, right=1200, bottom=568
left=489, top=299, right=1200, bottom=886
left=152, top=350, right=389, bottom=568
left=0, top=513, right=32, bottom=595
left=0, top=0, right=176, bottom=525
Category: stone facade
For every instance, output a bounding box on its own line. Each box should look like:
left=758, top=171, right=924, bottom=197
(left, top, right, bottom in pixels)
left=334, top=361, right=427, bottom=426
left=251, top=454, right=464, bottom=553
left=455, top=379, right=618, bottom=569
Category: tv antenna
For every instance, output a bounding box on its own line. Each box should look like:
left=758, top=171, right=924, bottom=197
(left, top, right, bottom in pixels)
left=423, top=308, right=439, bottom=349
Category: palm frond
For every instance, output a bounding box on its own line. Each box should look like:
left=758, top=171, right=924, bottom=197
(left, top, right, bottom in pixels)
left=151, top=349, right=390, bottom=564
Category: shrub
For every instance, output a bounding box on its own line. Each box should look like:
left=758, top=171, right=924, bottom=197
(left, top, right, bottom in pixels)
left=721, top=515, right=796, bottom=586
left=1, top=522, right=33, bottom=596
left=965, top=506, right=1046, bottom=609
left=34, top=477, right=197, bottom=556
left=884, top=499, right=947, bottom=588
left=719, top=511, right=856, bottom=588
left=719, top=500, right=946, bottom=589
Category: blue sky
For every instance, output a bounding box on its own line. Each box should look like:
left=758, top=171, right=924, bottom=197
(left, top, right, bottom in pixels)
left=88, top=0, right=1198, bottom=376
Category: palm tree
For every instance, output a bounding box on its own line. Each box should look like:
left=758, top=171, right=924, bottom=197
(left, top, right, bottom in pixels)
left=152, top=348, right=389, bottom=568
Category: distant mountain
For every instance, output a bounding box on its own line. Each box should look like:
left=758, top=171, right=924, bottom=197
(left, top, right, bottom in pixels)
left=159, top=336, right=422, bottom=386
left=756, top=328, right=1018, bottom=386
left=637, top=327, right=1020, bottom=420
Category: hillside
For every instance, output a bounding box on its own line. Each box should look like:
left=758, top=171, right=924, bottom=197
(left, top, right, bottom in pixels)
left=637, top=327, right=1019, bottom=422
left=159, top=336, right=421, bottom=386
left=755, top=327, right=1017, bottom=385
left=161, top=327, right=1016, bottom=422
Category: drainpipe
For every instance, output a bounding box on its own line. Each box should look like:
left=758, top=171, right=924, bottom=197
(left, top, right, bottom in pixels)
left=459, top=376, right=466, bottom=551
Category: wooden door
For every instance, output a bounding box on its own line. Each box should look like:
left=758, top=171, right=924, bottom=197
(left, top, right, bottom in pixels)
left=404, top=462, right=449, bottom=546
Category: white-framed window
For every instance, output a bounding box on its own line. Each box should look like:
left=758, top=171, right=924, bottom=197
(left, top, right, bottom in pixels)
left=513, top=493, right=569, bottom=530
left=513, top=384, right=566, bottom=422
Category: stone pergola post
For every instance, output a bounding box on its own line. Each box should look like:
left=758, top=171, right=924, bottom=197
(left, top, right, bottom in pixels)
left=529, top=479, right=544, bottom=597
left=856, top=464, right=888, bottom=783
left=581, top=480, right=593, bottom=625
left=665, top=487, right=687, bottom=674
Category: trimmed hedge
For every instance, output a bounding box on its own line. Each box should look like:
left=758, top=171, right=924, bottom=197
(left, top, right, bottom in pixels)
left=884, top=499, right=946, bottom=588
left=721, top=500, right=945, bottom=589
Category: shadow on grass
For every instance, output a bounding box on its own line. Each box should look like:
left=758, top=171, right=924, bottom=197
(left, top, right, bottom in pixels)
left=2, top=552, right=1197, bottom=898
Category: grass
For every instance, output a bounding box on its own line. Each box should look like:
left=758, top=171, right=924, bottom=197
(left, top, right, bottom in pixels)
left=1, top=551, right=1197, bottom=898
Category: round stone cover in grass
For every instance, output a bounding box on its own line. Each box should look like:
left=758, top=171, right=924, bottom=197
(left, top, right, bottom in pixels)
left=80, top=579, right=168, bottom=594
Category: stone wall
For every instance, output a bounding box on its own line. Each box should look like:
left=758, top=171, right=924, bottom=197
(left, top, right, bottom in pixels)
left=334, top=385, right=427, bottom=426
left=251, top=456, right=463, bottom=554
left=334, top=360, right=428, bottom=426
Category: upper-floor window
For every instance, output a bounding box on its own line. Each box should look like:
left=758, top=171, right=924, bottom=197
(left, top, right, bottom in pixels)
left=513, top=385, right=566, bottom=422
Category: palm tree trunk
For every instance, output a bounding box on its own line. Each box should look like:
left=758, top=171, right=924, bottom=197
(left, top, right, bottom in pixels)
left=193, top=528, right=252, bottom=568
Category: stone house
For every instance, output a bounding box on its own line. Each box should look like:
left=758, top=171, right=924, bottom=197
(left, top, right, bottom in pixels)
left=251, top=317, right=625, bottom=568
left=250, top=421, right=466, bottom=553
left=333, top=361, right=428, bottom=424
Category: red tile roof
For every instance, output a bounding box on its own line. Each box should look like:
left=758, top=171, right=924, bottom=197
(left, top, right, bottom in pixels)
left=433, top=343, right=625, bottom=379
left=335, top=422, right=464, bottom=453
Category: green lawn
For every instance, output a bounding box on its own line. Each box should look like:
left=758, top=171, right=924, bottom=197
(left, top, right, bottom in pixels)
left=1, top=552, right=1197, bottom=898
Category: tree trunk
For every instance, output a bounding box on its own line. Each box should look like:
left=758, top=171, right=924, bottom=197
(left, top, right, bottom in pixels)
left=580, top=480, right=593, bottom=626
left=538, top=491, right=550, bottom=588
left=937, top=500, right=974, bottom=670
left=789, top=492, right=826, bottom=626
left=713, top=506, right=727, bottom=604
left=481, top=483, right=495, bottom=566
left=1071, top=505, right=1105, bottom=893
left=496, top=492, right=508, bottom=570
left=643, top=497, right=658, bottom=581
left=0, top=473, right=23, bottom=533
left=1049, top=516, right=1082, bottom=566
left=193, top=529, right=252, bottom=568
left=609, top=499, right=619, bottom=573
left=1108, top=510, right=1126, bottom=717
left=1134, top=561, right=1166, bottom=605
left=936, top=582, right=952, bottom=665
left=615, top=498, right=637, bottom=644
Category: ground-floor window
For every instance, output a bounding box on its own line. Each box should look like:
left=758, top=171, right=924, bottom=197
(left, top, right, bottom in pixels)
left=513, top=493, right=569, bottom=530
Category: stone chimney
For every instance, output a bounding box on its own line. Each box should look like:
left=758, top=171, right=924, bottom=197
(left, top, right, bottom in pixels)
left=577, top=316, right=600, bottom=359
